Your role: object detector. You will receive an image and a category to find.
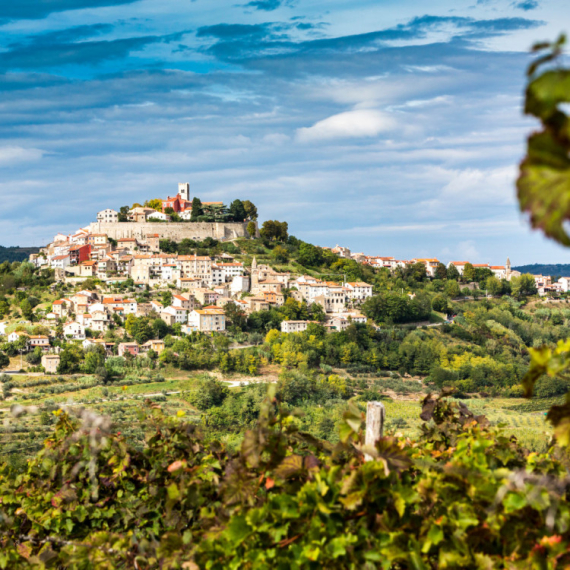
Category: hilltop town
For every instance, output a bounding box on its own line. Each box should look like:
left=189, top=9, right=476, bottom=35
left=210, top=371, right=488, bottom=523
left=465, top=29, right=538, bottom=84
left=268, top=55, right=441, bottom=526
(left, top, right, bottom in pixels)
left=2, top=181, right=563, bottom=372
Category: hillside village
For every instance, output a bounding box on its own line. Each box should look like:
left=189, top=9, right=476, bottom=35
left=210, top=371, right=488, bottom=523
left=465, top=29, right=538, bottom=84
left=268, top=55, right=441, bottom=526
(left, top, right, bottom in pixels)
left=2, top=181, right=563, bottom=373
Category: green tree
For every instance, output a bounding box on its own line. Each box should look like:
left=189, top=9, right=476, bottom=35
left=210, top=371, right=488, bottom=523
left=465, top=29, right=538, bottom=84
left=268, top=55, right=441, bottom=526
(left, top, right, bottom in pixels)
left=144, top=198, right=163, bottom=211
left=511, top=273, right=538, bottom=298
left=445, top=280, right=460, bottom=298
left=271, top=245, right=289, bottom=263
left=447, top=264, right=460, bottom=280
left=118, top=205, right=129, bottom=222
left=20, top=298, right=33, bottom=320
left=0, top=351, right=9, bottom=369
left=463, top=262, right=476, bottom=282
left=152, top=318, right=169, bottom=339
left=260, top=220, right=288, bottom=242
left=485, top=275, right=503, bottom=296
left=83, top=348, right=105, bottom=374
left=434, top=262, right=447, bottom=280
left=190, top=198, right=204, bottom=222
left=161, top=290, right=173, bottom=308
left=409, top=262, right=427, bottom=282
left=229, top=200, right=247, bottom=222
left=247, top=221, right=257, bottom=238
left=298, top=243, right=324, bottom=267
left=431, top=294, right=448, bottom=313
left=242, top=200, right=258, bottom=220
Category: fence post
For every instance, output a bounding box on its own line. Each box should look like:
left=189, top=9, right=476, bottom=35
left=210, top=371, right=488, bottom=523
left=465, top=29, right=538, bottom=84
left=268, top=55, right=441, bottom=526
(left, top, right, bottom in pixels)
left=365, top=401, right=385, bottom=462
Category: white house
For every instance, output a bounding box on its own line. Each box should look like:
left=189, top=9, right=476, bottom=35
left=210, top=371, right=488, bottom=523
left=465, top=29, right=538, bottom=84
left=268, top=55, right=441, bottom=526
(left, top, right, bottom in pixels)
left=97, top=209, right=119, bottom=223
left=211, top=265, right=224, bottom=286
left=281, top=320, right=309, bottom=333
left=63, top=322, right=86, bottom=340
left=230, top=275, right=250, bottom=295
left=447, top=261, right=468, bottom=276
left=161, top=264, right=181, bottom=282
left=172, top=294, right=195, bottom=311
left=217, top=262, right=245, bottom=281
left=162, top=305, right=188, bottom=324
left=8, top=331, right=29, bottom=343
left=51, top=255, right=71, bottom=269
left=345, top=282, right=373, bottom=303
left=147, top=211, right=171, bottom=222
left=187, top=308, right=226, bottom=332
left=558, top=277, right=570, bottom=293
left=28, top=335, right=50, bottom=350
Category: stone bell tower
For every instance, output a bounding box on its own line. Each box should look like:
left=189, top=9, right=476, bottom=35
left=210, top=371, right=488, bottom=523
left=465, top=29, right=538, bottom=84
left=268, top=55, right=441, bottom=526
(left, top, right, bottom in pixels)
left=178, top=182, right=190, bottom=202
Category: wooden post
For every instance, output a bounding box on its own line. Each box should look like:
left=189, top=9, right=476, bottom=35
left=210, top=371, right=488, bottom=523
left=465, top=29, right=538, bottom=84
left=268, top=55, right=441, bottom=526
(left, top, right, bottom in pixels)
left=365, top=401, right=385, bottom=462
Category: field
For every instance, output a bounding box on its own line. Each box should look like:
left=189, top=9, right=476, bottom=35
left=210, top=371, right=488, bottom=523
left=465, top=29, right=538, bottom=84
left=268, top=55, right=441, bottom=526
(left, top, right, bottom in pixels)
left=382, top=397, right=552, bottom=452
left=0, top=370, right=554, bottom=464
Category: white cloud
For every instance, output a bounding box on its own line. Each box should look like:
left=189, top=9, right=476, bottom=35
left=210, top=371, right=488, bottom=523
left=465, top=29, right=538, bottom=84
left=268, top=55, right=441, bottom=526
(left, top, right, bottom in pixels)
left=296, top=109, right=396, bottom=142
left=262, top=133, right=290, bottom=145
left=0, top=146, right=45, bottom=164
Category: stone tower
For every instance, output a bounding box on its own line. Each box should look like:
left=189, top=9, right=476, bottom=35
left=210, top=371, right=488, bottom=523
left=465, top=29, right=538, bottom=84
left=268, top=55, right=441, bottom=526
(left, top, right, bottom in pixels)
left=506, top=257, right=511, bottom=278
left=178, top=182, right=190, bottom=202
left=251, top=257, right=259, bottom=291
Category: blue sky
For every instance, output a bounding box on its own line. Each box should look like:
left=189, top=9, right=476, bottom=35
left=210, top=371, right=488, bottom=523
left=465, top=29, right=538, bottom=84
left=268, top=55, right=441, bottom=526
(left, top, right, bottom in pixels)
left=0, top=0, right=569, bottom=265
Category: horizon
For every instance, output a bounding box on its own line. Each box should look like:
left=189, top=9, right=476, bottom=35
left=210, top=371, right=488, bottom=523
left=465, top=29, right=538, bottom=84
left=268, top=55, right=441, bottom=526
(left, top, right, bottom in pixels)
left=0, top=0, right=569, bottom=263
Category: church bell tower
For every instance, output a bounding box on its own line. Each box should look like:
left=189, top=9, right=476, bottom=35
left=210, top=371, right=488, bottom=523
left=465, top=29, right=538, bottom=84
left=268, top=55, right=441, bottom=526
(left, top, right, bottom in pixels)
left=178, top=182, right=190, bottom=202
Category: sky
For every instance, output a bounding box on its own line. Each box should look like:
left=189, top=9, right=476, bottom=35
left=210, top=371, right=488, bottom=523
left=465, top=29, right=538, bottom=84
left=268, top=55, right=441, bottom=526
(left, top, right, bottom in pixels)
left=0, top=0, right=569, bottom=265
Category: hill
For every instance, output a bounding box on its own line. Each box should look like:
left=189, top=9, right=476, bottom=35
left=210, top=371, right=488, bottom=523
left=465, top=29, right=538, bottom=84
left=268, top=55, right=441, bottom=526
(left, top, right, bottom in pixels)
left=513, top=263, right=570, bottom=276
left=0, top=245, right=40, bottom=263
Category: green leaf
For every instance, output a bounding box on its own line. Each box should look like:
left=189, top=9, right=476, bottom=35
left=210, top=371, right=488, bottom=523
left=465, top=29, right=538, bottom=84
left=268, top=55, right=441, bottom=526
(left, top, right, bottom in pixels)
left=503, top=492, right=527, bottom=513
left=167, top=483, right=180, bottom=501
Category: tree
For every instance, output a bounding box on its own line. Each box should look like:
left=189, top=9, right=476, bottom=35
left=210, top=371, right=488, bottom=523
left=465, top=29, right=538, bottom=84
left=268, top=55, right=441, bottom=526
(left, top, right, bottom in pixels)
left=133, top=320, right=153, bottom=345
left=511, top=273, right=538, bottom=298
left=271, top=245, right=289, bottom=263
left=0, top=351, right=9, bottom=369
left=485, top=276, right=503, bottom=296
left=463, top=263, right=476, bottom=282
left=434, top=263, right=447, bottom=280
left=162, top=291, right=173, bottom=308
left=25, top=346, right=42, bottom=365
left=242, top=200, right=258, bottom=220
left=224, top=303, right=247, bottom=331
left=298, top=243, right=324, bottom=267
left=144, top=198, right=163, bottom=211
left=246, top=221, right=257, bottom=238
left=190, top=198, right=204, bottom=222
left=431, top=294, right=448, bottom=313
left=409, top=262, right=427, bottom=282
left=83, top=348, right=105, bottom=374
left=118, top=206, right=129, bottom=222
left=260, top=220, right=288, bottom=242
left=20, top=298, right=33, bottom=320
left=445, top=280, right=460, bottom=298
left=152, top=318, right=169, bottom=339
left=57, top=345, right=83, bottom=374
left=229, top=200, right=247, bottom=222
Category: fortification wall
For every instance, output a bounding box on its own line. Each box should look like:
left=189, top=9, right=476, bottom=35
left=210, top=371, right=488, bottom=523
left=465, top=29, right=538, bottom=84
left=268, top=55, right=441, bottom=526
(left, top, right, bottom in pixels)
left=87, top=221, right=252, bottom=242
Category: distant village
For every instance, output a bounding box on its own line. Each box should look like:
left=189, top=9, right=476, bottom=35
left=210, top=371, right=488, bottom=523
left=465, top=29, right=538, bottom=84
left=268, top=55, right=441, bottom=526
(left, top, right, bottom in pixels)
left=14, top=181, right=566, bottom=372
left=324, top=246, right=570, bottom=297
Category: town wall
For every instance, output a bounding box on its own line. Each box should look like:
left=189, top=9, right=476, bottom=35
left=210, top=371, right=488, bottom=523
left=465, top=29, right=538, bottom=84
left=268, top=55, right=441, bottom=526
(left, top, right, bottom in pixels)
left=87, top=221, right=253, bottom=242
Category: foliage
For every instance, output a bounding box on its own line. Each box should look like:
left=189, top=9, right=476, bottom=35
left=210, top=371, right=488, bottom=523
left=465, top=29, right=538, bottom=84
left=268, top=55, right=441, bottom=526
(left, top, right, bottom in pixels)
left=0, top=392, right=569, bottom=568
left=260, top=220, right=289, bottom=242
left=362, top=291, right=431, bottom=324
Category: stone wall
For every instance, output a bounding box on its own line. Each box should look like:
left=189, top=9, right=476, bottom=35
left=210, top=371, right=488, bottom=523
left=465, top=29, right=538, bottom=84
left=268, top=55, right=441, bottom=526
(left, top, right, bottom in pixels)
left=87, top=221, right=253, bottom=242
